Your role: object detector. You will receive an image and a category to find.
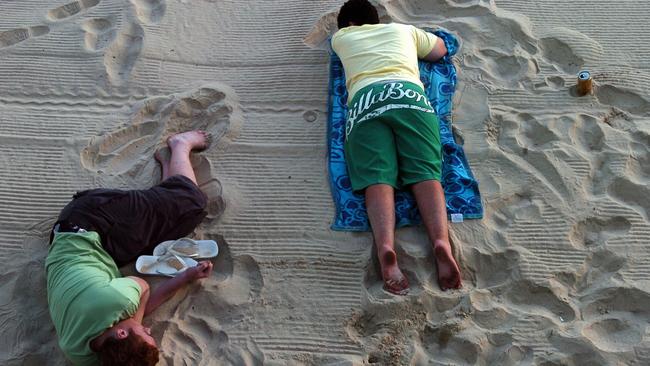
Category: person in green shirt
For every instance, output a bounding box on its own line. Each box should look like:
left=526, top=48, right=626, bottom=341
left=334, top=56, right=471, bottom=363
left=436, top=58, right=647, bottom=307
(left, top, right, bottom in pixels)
left=332, top=0, right=462, bottom=295
left=47, top=130, right=215, bottom=365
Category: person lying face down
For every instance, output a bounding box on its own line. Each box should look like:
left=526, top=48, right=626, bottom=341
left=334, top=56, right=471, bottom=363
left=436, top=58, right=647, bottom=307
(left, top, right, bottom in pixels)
left=332, top=0, right=462, bottom=295
left=46, top=130, right=214, bottom=365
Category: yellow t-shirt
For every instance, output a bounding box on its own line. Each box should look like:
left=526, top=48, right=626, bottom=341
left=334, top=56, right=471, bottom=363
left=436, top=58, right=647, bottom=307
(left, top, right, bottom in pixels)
left=331, top=23, right=439, bottom=101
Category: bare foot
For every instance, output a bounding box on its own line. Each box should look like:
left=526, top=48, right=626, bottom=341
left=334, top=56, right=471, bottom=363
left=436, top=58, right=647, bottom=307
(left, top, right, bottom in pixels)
left=167, top=130, right=212, bottom=151
left=154, top=148, right=170, bottom=179
left=379, top=250, right=409, bottom=295
left=434, top=240, right=462, bottom=290
left=154, top=148, right=169, bottom=165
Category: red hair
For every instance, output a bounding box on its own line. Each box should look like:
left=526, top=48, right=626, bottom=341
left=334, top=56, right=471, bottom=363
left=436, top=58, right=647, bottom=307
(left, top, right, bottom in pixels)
left=98, top=333, right=159, bottom=366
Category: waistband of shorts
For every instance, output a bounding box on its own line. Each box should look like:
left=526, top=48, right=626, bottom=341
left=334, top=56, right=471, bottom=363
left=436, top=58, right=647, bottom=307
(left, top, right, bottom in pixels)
left=346, top=80, right=434, bottom=125
left=49, top=220, right=96, bottom=245
left=348, top=80, right=426, bottom=106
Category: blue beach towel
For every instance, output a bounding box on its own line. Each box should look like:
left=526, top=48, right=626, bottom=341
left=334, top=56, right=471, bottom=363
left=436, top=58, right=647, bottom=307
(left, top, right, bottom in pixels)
left=327, top=29, right=483, bottom=232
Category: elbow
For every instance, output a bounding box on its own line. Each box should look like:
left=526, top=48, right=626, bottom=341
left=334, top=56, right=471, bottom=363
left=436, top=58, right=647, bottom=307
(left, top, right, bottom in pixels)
left=423, top=41, right=448, bottom=62
left=140, top=280, right=150, bottom=294
left=439, top=42, right=448, bottom=58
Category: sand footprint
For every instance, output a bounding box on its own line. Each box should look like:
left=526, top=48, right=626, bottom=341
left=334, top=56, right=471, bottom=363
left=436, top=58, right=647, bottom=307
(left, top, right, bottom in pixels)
left=538, top=27, right=604, bottom=75
left=470, top=291, right=517, bottom=330
left=568, top=216, right=631, bottom=249
left=81, top=18, right=116, bottom=51
left=566, top=114, right=605, bottom=152
left=510, top=112, right=560, bottom=150
left=81, top=83, right=241, bottom=186
left=595, top=84, right=650, bottom=116
left=582, top=318, right=643, bottom=353
left=468, top=48, right=537, bottom=88
left=156, top=238, right=265, bottom=364
left=547, top=331, right=610, bottom=365
left=47, top=0, right=101, bottom=21
left=490, top=110, right=575, bottom=201
left=104, top=22, right=144, bottom=85
left=417, top=322, right=482, bottom=365
left=608, top=177, right=650, bottom=220
left=504, top=279, right=576, bottom=323
left=130, top=0, right=166, bottom=25
left=81, top=120, right=160, bottom=177
left=0, top=26, right=50, bottom=49
left=555, top=249, right=626, bottom=294
left=549, top=300, right=640, bottom=362
left=465, top=248, right=521, bottom=289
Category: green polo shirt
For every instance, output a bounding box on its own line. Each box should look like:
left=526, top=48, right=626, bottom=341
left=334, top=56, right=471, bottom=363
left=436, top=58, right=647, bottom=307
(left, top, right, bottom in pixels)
left=46, top=231, right=142, bottom=365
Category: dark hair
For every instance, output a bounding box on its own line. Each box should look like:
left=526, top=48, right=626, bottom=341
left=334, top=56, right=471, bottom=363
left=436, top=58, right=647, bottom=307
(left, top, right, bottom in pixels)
left=337, top=0, right=380, bottom=29
left=98, top=333, right=159, bottom=366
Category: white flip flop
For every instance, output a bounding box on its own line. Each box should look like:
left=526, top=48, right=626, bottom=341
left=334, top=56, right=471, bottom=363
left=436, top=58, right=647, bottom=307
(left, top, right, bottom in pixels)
left=152, top=238, right=219, bottom=259
left=135, top=253, right=198, bottom=277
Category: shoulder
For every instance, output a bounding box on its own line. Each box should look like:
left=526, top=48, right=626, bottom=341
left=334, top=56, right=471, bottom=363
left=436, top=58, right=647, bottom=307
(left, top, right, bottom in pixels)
left=387, top=22, right=416, bottom=33
left=331, top=26, right=361, bottom=51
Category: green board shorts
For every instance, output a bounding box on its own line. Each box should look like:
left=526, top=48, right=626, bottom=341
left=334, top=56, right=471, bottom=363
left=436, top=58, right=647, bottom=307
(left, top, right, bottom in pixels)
left=344, top=80, right=442, bottom=192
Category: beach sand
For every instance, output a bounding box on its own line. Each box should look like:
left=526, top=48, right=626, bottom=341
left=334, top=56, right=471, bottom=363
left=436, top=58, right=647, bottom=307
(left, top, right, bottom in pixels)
left=1, top=0, right=649, bottom=365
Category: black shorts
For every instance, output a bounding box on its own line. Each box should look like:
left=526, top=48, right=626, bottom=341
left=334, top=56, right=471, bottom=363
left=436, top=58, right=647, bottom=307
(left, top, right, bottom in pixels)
left=52, top=175, right=208, bottom=266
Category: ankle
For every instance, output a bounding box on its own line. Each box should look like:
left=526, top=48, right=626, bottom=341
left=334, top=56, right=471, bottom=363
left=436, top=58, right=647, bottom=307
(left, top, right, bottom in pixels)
left=433, top=240, right=451, bottom=256
left=167, top=136, right=192, bottom=151
left=168, top=142, right=192, bottom=155
left=381, top=250, right=397, bottom=266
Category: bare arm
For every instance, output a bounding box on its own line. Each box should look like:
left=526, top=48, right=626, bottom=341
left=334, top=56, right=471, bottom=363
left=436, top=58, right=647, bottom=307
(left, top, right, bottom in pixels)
left=421, top=39, right=448, bottom=63
left=127, top=276, right=150, bottom=323
left=143, top=261, right=213, bottom=316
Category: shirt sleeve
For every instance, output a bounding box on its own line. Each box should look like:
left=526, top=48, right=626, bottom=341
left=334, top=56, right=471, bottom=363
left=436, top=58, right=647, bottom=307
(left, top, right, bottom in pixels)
left=412, top=26, right=440, bottom=58
left=108, top=277, right=142, bottom=318
left=331, top=31, right=341, bottom=54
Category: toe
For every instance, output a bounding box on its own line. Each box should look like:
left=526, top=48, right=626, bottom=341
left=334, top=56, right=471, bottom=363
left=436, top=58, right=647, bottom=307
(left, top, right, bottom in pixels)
left=384, top=278, right=409, bottom=295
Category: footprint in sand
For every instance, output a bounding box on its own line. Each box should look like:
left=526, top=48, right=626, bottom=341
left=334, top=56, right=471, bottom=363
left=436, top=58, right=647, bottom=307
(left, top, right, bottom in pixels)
left=81, top=18, right=116, bottom=51
left=81, top=83, right=241, bottom=209
left=475, top=48, right=537, bottom=87
left=547, top=331, right=610, bottom=365
left=418, top=324, right=482, bottom=365
left=539, top=36, right=584, bottom=75
left=538, top=27, right=604, bottom=75
left=104, top=22, right=144, bottom=85
left=547, top=284, right=650, bottom=361
left=81, top=119, right=161, bottom=177
left=582, top=286, right=650, bottom=321
left=595, top=84, right=650, bottom=116
left=608, top=177, right=650, bottom=221
left=470, top=291, right=518, bottom=330
left=566, top=114, right=605, bottom=152
left=80, top=84, right=239, bottom=177
left=0, top=26, right=50, bottom=49
left=130, top=0, right=166, bottom=25
left=47, top=0, right=101, bottom=21
left=465, top=248, right=521, bottom=289
left=582, top=318, right=643, bottom=353
left=568, top=216, right=631, bottom=249
left=155, top=238, right=265, bottom=364
left=555, top=249, right=626, bottom=293
left=504, top=279, right=576, bottom=323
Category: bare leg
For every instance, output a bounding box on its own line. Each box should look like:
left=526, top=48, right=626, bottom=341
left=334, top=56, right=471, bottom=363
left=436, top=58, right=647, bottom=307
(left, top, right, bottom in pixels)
left=365, top=184, right=409, bottom=295
left=411, top=180, right=462, bottom=290
left=159, top=130, right=210, bottom=185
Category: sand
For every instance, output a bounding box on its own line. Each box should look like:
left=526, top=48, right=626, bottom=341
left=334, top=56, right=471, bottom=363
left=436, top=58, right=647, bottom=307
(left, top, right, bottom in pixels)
left=1, top=0, right=649, bottom=365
